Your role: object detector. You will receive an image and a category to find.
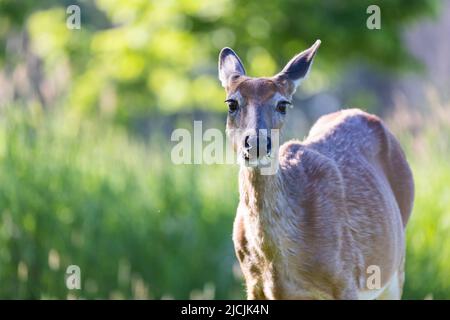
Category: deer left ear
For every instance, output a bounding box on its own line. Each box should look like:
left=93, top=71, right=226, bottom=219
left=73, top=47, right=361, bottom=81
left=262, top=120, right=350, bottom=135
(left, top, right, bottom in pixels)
left=218, top=47, right=246, bottom=88
left=277, top=40, right=321, bottom=93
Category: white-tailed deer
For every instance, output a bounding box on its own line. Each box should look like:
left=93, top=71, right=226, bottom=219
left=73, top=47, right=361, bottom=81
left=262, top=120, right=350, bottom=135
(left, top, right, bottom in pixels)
left=218, top=40, right=414, bottom=299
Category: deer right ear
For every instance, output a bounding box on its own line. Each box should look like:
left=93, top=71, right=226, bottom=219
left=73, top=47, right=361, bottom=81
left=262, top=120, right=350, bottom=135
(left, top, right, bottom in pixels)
left=218, top=47, right=246, bottom=88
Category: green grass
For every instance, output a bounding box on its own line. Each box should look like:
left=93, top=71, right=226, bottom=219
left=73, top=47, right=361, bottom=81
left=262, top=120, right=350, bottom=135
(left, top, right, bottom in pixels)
left=387, top=97, right=450, bottom=299
left=404, top=156, right=450, bottom=299
left=0, top=106, right=242, bottom=299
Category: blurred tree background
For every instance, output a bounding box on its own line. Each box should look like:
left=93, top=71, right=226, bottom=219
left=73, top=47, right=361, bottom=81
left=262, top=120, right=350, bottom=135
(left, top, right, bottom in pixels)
left=0, top=0, right=449, bottom=299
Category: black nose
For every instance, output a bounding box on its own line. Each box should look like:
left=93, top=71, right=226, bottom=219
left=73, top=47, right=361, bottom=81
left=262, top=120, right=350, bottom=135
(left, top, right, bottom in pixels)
left=244, top=135, right=272, bottom=159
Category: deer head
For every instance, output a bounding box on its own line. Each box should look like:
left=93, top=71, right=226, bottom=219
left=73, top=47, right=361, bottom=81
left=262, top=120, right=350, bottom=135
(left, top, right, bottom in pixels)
left=218, top=40, right=321, bottom=167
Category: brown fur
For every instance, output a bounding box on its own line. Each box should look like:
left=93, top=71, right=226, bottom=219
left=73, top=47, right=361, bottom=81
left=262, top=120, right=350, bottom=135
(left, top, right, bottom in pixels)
left=219, top=43, right=414, bottom=300
left=232, top=107, right=414, bottom=299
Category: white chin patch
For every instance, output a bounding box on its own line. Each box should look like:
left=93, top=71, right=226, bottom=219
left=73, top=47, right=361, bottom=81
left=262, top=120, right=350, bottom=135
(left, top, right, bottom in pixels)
left=238, top=153, right=273, bottom=168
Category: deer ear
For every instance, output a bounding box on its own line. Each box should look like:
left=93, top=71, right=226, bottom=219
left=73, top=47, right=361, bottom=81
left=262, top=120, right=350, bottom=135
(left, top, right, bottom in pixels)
left=277, top=40, right=321, bottom=92
left=218, top=47, right=246, bottom=88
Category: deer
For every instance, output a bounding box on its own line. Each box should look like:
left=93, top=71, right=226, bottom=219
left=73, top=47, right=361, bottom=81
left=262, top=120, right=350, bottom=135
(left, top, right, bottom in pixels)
left=218, top=40, right=414, bottom=300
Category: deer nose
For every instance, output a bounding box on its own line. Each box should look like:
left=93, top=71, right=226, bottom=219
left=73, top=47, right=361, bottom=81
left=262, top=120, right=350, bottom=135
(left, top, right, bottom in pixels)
left=243, top=134, right=272, bottom=160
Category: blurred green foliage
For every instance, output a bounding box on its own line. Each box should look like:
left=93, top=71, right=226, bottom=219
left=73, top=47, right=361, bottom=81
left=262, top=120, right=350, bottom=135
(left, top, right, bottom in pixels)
left=0, top=0, right=440, bottom=124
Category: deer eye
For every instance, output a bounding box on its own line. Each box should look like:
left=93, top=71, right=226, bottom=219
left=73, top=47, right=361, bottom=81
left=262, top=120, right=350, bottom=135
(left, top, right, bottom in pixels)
left=225, top=99, right=239, bottom=113
left=276, top=100, right=291, bottom=114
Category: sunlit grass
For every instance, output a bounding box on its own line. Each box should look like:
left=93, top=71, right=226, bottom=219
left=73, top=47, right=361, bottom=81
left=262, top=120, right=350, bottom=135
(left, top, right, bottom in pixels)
left=388, top=89, right=450, bottom=299
left=0, top=106, right=241, bottom=299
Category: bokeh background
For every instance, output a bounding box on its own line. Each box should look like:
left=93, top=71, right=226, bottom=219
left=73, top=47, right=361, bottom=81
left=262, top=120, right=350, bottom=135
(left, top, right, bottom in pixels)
left=0, top=0, right=449, bottom=299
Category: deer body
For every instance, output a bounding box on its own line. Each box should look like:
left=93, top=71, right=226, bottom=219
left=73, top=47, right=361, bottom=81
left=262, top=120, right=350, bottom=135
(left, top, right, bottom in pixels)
left=218, top=41, right=414, bottom=300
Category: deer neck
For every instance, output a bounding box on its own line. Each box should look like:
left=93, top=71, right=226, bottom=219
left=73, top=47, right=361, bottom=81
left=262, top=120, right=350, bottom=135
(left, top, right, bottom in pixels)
left=238, top=166, right=282, bottom=215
